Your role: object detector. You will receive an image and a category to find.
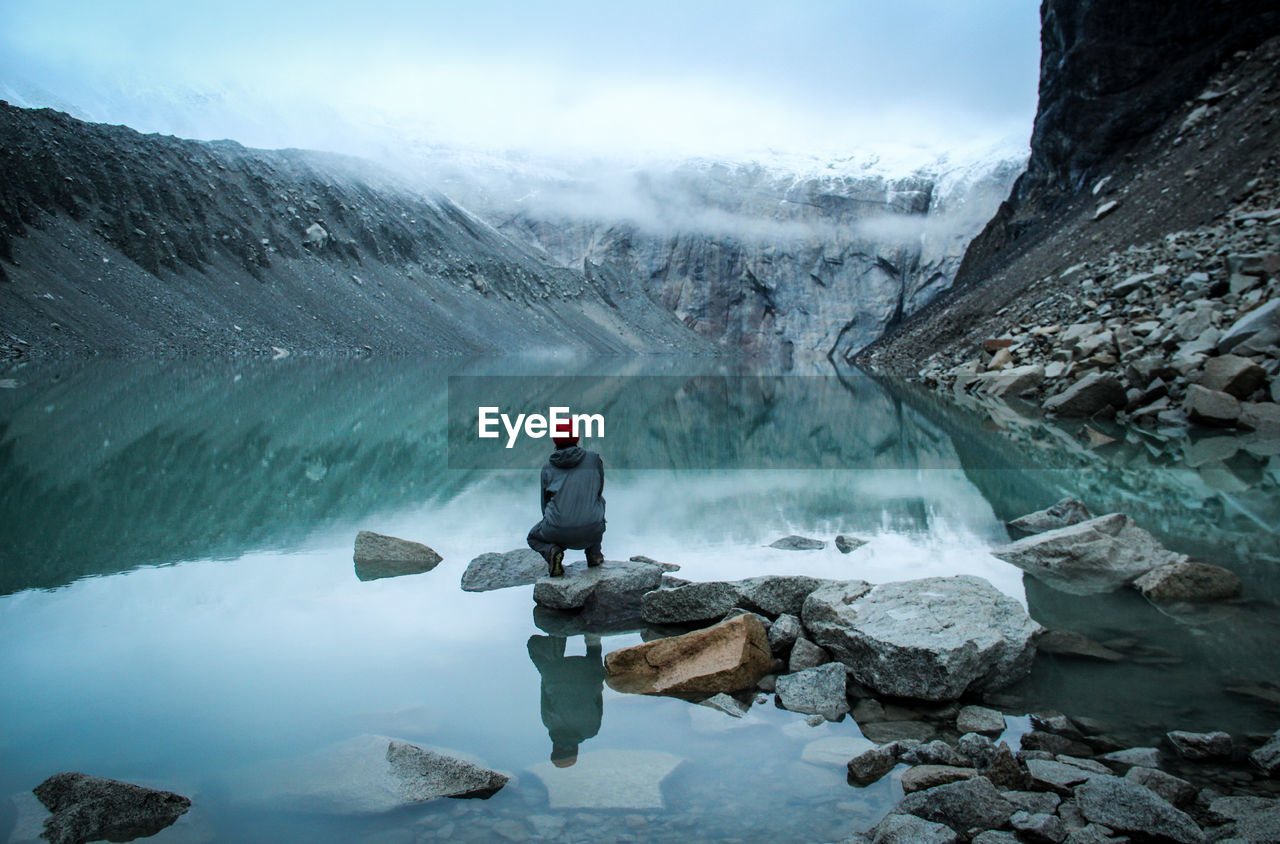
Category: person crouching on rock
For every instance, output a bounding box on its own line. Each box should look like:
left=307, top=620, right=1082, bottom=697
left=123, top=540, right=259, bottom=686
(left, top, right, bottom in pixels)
left=527, top=419, right=606, bottom=577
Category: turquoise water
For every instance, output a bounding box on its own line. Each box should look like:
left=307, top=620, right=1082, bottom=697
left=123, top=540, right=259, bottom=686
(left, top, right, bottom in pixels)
left=1, top=357, right=1277, bottom=842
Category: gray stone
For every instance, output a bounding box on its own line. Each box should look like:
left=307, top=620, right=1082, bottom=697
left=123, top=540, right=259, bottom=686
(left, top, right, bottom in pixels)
left=776, top=662, right=849, bottom=720
left=642, top=581, right=739, bottom=623
left=698, top=693, right=748, bottom=718
left=1207, top=795, right=1280, bottom=842
left=956, top=732, right=998, bottom=768
left=992, top=513, right=1186, bottom=595
left=901, top=741, right=967, bottom=767
left=1185, top=384, right=1242, bottom=427
left=847, top=745, right=899, bottom=786
left=971, top=833, right=1020, bottom=844
left=528, top=748, right=683, bottom=809
left=1056, top=756, right=1111, bottom=775
left=1062, top=824, right=1125, bottom=844
left=737, top=575, right=835, bottom=617
left=769, top=534, right=825, bottom=550
left=1217, top=299, right=1280, bottom=355
left=897, top=776, right=1015, bottom=833
left=802, top=576, right=1041, bottom=700
left=957, top=705, right=1007, bottom=737
left=32, top=773, right=191, bottom=844
left=789, top=636, right=832, bottom=672
left=1134, top=561, right=1243, bottom=603
left=836, top=534, right=869, bottom=553
left=1199, top=355, right=1267, bottom=398
left=1242, top=400, right=1280, bottom=434
left=1124, top=767, right=1196, bottom=806
left=534, top=559, right=665, bottom=611
left=1165, top=730, right=1232, bottom=760
left=1251, top=729, right=1280, bottom=776
left=901, top=765, right=978, bottom=793
left=1044, top=373, right=1127, bottom=417
left=982, top=742, right=1029, bottom=791
left=1003, top=790, right=1063, bottom=815
left=1101, top=747, right=1162, bottom=769
left=1008, top=498, right=1093, bottom=536
left=1021, top=731, right=1093, bottom=757
left=460, top=548, right=545, bottom=591
left=767, top=613, right=802, bottom=654
left=236, top=735, right=507, bottom=813
left=353, top=530, right=442, bottom=580
left=860, top=720, right=940, bottom=744
left=1025, top=759, right=1102, bottom=794
left=1030, top=711, right=1079, bottom=735
left=987, top=364, right=1046, bottom=398
left=871, top=813, right=958, bottom=844
left=1011, top=811, right=1068, bottom=844
left=1075, top=775, right=1204, bottom=844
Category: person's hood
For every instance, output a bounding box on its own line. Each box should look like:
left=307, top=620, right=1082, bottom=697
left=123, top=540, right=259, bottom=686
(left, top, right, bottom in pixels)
left=549, top=446, right=586, bottom=468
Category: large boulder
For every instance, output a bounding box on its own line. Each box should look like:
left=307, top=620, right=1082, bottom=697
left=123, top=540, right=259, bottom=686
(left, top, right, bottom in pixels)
left=32, top=773, right=191, bottom=844
left=897, top=776, right=1015, bottom=834
left=1007, top=498, right=1092, bottom=536
left=460, top=548, right=546, bottom=592
left=775, top=662, right=849, bottom=720
left=737, top=575, right=834, bottom=617
left=604, top=614, right=773, bottom=697
left=1074, top=775, right=1203, bottom=844
left=1199, top=354, right=1266, bottom=398
left=352, top=530, right=442, bottom=581
left=235, top=735, right=507, bottom=813
left=1043, top=373, right=1127, bottom=417
left=1207, top=795, right=1280, bottom=842
left=992, top=513, right=1185, bottom=595
left=1132, top=561, right=1241, bottom=602
left=802, top=576, right=1041, bottom=701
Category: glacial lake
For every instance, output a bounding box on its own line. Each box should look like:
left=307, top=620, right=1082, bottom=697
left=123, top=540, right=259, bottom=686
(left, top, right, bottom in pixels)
left=1, top=356, right=1278, bottom=843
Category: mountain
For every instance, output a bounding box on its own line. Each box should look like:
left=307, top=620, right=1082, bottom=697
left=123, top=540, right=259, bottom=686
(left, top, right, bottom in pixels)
left=861, top=0, right=1280, bottom=373
left=0, top=102, right=710, bottom=360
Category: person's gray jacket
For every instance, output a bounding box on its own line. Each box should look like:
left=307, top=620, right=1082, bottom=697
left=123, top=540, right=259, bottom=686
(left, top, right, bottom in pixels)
left=540, top=446, right=605, bottom=534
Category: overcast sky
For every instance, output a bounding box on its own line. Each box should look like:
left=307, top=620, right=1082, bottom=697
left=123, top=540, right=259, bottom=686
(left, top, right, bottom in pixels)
left=0, top=1, right=1041, bottom=165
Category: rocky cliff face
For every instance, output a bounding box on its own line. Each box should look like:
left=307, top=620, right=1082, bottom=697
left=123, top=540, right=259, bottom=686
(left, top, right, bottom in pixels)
left=863, top=0, right=1280, bottom=372
left=470, top=155, right=1023, bottom=366
left=0, top=103, right=708, bottom=360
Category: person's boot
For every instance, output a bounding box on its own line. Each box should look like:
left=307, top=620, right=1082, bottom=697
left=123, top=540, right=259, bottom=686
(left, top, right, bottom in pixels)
left=586, top=549, right=604, bottom=568
left=547, top=547, right=565, bottom=577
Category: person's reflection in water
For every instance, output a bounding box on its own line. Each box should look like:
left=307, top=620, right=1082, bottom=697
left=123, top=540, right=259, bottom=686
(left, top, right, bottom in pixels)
left=527, top=633, right=606, bottom=767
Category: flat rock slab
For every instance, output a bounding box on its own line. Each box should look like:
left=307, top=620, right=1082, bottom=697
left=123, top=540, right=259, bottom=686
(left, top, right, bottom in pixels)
left=641, top=574, right=835, bottom=624
left=992, top=513, right=1185, bottom=595
left=533, top=559, right=668, bottom=611
left=528, top=749, right=683, bottom=809
left=605, top=614, right=773, bottom=697
left=461, top=548, right=548, bottom=592
left=32, top=772, right=191, bottom=844
left=235, top=734, right=507, bottom=813
left=769, top=535, right=826, bottom=550
left=353, top=530, right=442, bottom=581
left=803, top=576, right=1041, bottom=701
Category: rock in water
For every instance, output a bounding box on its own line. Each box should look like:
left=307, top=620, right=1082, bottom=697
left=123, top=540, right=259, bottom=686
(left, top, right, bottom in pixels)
left=956, top=705, right=1007, bottom=737
left=802, top=577, right=1041, bottom=701
left=991, top=513, right=1185, bottom=595
left=775, top=663, right=849, bottom=720
left=460, top=549, right=547, bottom=592
left=1166, top=730, right=1232, bottom=760
left=533, top=560, right=666, bottom=613
left=769, top=535, right=825, bottom=550
left=1132, top=561, right=1242, bottom=602
left=32, top=773, right=191, bottom=844
left=1074, top=775, right=1203, bottom=844
left=1043, top=373, right=1127, bottom=417
left=604, top=614, right=773, bottom=697
left=835, top=534, right=869, bottom=553
left=847, top=745, right=899, bottom=786
left=352, top=530, right=442, bottom=581
left=235, top=734, right=507, bottom=813
left=1007, top=498, right=1092, bottom=536
left=1252, top=730, right=1280, bottom=776
left=870, top=812, right=958, bottom=843
left=528, top=749, right=683, bottom=810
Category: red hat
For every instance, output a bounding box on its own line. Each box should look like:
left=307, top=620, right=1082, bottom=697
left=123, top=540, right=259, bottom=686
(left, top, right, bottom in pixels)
left=552, top=419, right=578, bottom=449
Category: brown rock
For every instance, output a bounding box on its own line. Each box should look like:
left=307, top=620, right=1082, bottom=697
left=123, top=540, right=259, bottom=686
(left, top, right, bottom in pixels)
left=1199, top=354, right=1266, bottom=398
left=983, top=338, right=1014, bottom=352
left=1132, top=560, right=1242, bottom=602
left=604, top=614, right=773, bottom=697
left=901, top=765, right=978, bottom=793
left=1184, top=384, right=1241, bottom=427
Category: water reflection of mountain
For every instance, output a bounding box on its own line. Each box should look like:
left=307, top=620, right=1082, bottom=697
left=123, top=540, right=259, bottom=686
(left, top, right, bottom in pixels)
left=0, top=360, right=970, bottom=594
